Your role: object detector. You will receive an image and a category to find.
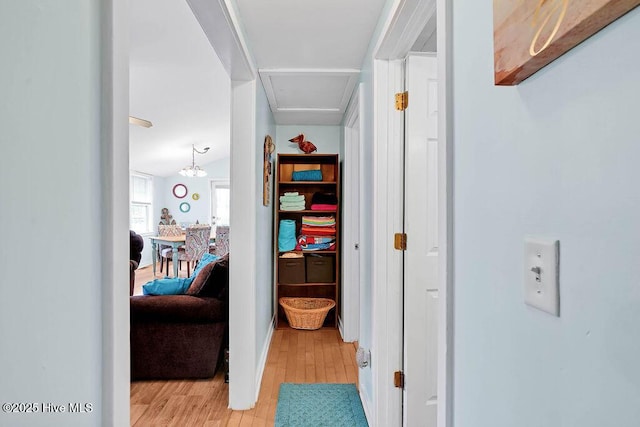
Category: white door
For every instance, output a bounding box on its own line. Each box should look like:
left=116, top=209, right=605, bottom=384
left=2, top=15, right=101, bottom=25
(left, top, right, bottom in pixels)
left=210, top=180, right=230, bottom=226
left=342, top=84, right=362, bottom=342
left=403, top=53, right=439, bottom=426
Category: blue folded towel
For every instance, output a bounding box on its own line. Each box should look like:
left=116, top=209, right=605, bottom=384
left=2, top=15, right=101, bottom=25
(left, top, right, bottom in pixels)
left=292, top=169, right=323, bottom=181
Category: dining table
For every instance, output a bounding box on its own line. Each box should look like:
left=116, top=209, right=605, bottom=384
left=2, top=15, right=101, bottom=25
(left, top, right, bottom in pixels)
left=149, top=234, right=215, bottom=278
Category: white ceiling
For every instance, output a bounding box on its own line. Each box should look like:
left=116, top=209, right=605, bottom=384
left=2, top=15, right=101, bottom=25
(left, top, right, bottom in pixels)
left=129, top=0, right=231, bottom=177
left=236, top=0, right=387, bottom=125
left=129, top=0, right=388, bottom=175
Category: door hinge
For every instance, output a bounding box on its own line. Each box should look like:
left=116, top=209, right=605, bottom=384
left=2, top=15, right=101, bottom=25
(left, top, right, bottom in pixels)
left=394, top=233, right=407, bottom=251
left=395, top=91, right=408, bottom=111
left=394, top=370, right=405, bottom=389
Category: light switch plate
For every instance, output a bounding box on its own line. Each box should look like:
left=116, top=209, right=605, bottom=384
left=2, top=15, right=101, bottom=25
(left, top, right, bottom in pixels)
left=524, top=237, right=560, bottom=316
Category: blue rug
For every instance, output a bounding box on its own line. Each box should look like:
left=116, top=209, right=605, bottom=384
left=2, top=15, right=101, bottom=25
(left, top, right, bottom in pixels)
left=275, top=383, right=368, bottom=427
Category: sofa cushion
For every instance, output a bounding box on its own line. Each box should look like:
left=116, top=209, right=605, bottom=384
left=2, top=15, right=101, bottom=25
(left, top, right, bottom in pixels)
left=130, top=295, right=226, bottom=323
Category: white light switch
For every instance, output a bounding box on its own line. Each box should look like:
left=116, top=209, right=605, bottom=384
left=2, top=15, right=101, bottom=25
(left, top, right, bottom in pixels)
left=524, top=237, right=560, bottom=316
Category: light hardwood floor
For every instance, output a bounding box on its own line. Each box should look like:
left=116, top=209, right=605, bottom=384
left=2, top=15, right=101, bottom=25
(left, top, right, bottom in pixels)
left=131, top=265, right=358, bottom=426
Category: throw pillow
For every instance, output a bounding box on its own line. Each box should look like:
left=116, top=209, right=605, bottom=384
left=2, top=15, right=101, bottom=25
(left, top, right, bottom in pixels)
left=202, top=253, right=229, bottom=299
left=185, top=260, right=217, bottom=295
left=142, top=277, right=192, bottom=295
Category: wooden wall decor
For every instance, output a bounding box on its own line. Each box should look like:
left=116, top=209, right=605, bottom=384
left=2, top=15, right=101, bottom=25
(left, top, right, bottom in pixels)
left=263, top=135, right=275, bottom=206
left=493, top=0, right=639, bottom=85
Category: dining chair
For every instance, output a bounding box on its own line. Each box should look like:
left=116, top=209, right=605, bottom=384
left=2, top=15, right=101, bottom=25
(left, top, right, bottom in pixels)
left=158, top=224, right=183, bottom=274
left=213, top=225, right=229, bottom=257
left=176, top=225, right=212, bottom=277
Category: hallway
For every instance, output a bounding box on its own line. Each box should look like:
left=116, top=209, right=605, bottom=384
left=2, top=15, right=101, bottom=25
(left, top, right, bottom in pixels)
left=130, top=325, right=357, bottom=426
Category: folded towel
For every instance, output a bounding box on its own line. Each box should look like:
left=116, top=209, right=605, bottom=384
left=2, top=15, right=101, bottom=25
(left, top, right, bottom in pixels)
left=311, top=204, right=337, bottom=211
left=292, top=169, right=323, bottom=181
left=300, top=242, right=335, bottom=251
left=281, top=200, right=306, bottom=207
left=281, top=205, right=306, bottom=211
left=284, top=192, right=300, bottom=196
left=301, top=226, right=336, bottom=236
left=280, top=251, right=303, bottom=259
left=298, top=235, right=335, bottom=245
left=280, top=195, right=305, bottom=202
left=302, top=216, right=336, bottom=226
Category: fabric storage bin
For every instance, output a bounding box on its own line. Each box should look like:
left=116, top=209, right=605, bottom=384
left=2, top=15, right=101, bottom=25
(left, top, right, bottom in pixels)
left=305, top=255, right=334, bottom=283
left=279, top=257, right=305, bottom=284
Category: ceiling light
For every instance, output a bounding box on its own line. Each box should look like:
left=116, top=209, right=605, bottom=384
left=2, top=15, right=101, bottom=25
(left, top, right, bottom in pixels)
left=129, top=116, right=153, bottom=128
left=179, top=144, right=210, bottom=177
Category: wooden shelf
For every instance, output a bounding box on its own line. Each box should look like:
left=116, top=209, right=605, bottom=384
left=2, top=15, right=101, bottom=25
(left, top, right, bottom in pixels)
left=277, top=282, right=337, bottom=287
left=274, top=153, right=341, bottom=329
left=278, top=210, right=338, bottom=214
left=279, top=250, right=336, bottom=255
left=279, top=181, right=337, bottom=185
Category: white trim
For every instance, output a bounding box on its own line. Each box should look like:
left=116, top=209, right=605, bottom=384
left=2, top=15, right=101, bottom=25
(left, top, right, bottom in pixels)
left=360, top=388, right=374, bottom=426
left=186, top=0, right=256, bottom=81
left=102, top=0, right=130, bottom=425
left=255, top=317, right=275, bottom=401
left=259, top=68, right=359, bottom=117
left=375, top=0, right=437, bottom=60
left=229, top=79, right=258, bottom=409
left=372, top=1, right=454, bottom=426
left=342, top=83, right=363, bottom=343
left=436, top=1, right=454, bottom=426
left=371, top=58, right=405, bottom=427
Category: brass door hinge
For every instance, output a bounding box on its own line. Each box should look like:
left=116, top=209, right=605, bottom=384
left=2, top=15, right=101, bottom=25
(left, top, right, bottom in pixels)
left=395, top=91, right=408, bottom=111
left=394, top=370, right=405, bottom=389
left=394, top=233, right=407, bottom=251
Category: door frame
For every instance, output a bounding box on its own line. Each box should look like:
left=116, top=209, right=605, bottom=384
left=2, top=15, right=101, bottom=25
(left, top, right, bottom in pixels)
left=103, top=0, right=259, bottom=423
left=371, top=0, right=453, bottom=426
left=341, top=83, right=364, bottom=342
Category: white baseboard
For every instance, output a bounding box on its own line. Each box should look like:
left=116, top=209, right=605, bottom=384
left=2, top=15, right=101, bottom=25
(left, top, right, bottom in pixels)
left=255, top=316, right=275, bottom=401
left=360, top=386, right=374, bottom=427
left=338, top=316, right=345, bottom=340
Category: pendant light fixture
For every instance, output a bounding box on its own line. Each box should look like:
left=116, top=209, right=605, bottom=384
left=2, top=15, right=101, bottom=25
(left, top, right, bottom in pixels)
left=179, top=144, right=210, bottom=177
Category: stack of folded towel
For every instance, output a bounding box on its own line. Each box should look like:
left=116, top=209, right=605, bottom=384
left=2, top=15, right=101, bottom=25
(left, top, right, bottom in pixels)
left=280, top=192, right=305, bottom=211
left=298, top=215, right=336, bottom=251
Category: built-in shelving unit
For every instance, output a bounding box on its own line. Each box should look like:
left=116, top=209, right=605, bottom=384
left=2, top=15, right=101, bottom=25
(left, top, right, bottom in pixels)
left=274, top=154, right=340, bottom=328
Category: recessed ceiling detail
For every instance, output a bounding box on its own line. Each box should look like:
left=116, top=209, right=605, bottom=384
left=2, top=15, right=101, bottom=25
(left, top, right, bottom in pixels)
left=259, top=69, right=359, bottom=125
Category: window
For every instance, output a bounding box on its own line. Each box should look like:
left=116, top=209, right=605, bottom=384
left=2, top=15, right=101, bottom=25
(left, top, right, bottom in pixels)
left=130, top=172, right=153, bottom=234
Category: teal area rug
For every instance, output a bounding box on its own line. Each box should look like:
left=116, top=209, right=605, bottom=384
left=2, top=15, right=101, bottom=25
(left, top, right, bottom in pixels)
left=275, top=383, right=369, bottom=427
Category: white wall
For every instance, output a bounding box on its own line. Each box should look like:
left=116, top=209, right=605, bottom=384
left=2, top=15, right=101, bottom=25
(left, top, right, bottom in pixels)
left=453, top=5, right=640, bottom=427
left=0, top=1, right=104, bottom=425
left=275, top=125, right=341, bottom=154
left=160, top=157, right=230, bottom=226
left=255, top=81, right=277, bottom=376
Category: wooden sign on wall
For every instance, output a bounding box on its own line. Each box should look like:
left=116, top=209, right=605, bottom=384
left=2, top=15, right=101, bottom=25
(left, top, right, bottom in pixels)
left=263, top=135, right=275, bottom=206
left=493, top=0, right=640, bottom=85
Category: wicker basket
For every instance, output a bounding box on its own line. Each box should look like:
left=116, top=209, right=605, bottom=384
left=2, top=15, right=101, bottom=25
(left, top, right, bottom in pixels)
left=279, top=297, right=336, bottom=330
